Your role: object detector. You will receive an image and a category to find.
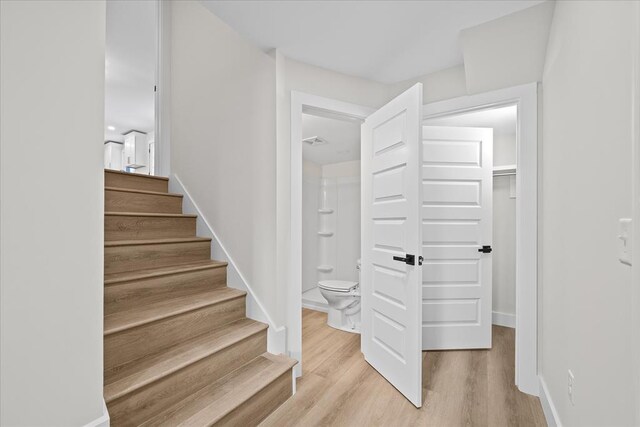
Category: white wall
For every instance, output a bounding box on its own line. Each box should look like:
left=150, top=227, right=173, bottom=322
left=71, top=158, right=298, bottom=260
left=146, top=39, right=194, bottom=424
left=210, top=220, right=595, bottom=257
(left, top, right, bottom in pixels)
left=0, top=1, right=106, bottom=425
left=540, top=1, right=636, bottom=425
left=302, top=160, right=321, bottom=293
left=319, top=161, right=361, bottom=284
left=170, top=1, right=280, bottom=322
left=461, top=1, right=554, bottom=95
left=390, top=65, right=468, bottom=104
left=493, top=133, right=517, bottom=319
left=302, top=160, right=361, bottom=292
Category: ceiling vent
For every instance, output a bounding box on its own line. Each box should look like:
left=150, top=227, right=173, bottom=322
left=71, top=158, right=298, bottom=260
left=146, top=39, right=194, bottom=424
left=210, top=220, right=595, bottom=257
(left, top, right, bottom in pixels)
left=302, top=136, right=328, bottom=147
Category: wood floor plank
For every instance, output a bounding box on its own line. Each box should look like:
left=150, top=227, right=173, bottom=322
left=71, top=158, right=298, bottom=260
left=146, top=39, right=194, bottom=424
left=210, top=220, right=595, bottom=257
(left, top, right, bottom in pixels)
left=260, top=309, right=547, bottom=427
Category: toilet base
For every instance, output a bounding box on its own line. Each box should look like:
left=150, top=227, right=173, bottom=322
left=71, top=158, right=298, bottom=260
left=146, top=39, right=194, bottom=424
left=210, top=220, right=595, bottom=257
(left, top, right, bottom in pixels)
left=327, top=307, right=361, bottom=334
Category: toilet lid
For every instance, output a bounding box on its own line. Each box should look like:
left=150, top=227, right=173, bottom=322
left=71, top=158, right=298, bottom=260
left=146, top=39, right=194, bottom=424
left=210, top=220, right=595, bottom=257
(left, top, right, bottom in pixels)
left=318, top=280, right=358, bottom=293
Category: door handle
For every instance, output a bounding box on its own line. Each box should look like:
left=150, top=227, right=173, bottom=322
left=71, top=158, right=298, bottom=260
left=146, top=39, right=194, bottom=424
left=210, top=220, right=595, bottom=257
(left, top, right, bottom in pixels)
left=393, top=254, right=416, bottom=266
left=478, top=245, right=493, bottom=253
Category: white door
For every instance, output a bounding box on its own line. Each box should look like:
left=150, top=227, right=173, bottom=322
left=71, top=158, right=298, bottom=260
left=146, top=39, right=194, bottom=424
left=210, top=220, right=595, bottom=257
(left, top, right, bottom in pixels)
left=361, top=84, right=423, bottom=408
left=421, top=126, right=493, bottom=350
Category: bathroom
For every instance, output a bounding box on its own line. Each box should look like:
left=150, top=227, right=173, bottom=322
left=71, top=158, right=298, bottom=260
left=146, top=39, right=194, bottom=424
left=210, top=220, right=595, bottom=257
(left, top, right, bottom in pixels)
left=301, top=112, right=362, bottom=333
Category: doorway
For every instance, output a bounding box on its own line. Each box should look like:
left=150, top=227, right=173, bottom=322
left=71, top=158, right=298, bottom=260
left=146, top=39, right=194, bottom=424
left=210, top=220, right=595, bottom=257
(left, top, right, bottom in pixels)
left=300, top=112, right=362, bottom=324
left=423, top=83, right=539, bottom=395
left=104, top=0, right=158, bottom=176
left=425, top=105, right=518, bottom=333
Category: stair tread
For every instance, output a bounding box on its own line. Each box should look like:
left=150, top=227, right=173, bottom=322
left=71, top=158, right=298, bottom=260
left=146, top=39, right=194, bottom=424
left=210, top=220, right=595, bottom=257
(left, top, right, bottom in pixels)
left=104, top=318, right=267, bottom=403
left=104, top=236, right=211, bottom=247
left=104, top=260, right=227, bottom=285
left=105, top=170, right=169, bottom=181
left=104, top=288, right=246, bottom=336
left=105, top=211, right=197, bottom=218
left=105, top=186, right=183, bottom=197
left=141, top=352, right=297, bottom=427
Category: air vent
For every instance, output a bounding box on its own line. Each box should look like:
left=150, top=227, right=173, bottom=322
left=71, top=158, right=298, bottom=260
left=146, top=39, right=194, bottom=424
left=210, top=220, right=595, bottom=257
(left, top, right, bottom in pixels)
left=302, top=136, right=328, bottom=146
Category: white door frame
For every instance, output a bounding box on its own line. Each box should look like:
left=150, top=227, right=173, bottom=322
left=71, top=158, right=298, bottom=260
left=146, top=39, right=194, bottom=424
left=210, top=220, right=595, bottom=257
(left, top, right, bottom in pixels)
left=154, top=0, right=171, bottom=177
left=289, top=92, right=373, bottom=376
left=423, top=82, right=539, bottom=396
left=632, top=2, right=640, bottom=423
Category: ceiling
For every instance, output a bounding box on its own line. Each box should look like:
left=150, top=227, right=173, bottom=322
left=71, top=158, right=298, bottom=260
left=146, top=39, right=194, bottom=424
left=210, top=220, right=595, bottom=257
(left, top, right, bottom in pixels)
left=425, top=105, right=517, bottom=135
left=202, top=1, right=546, bottom=83
left=104, top=1, right=157, bottom=143
left=302, top=114, right=360, bottom=165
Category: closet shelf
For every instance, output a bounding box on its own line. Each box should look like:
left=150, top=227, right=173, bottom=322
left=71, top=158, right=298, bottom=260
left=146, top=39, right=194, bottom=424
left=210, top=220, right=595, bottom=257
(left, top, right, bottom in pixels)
left=318, top=208, right=334, bottom=214
left=317, top=231, right=334, bottom=237
left=317, top=265, right=333, bottom=272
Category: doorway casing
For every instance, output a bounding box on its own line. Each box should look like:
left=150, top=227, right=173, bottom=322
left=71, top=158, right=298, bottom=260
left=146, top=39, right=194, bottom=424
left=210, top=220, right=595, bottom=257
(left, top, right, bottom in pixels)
left=288, top=83, right=539, bottom=396
left=289, top=92, right=374, bottom=376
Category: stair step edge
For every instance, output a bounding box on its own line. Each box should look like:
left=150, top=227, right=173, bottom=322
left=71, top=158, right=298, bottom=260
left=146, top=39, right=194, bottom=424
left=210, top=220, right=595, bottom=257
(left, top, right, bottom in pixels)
left=105, top=170, right=169, bottom=181
left=104, top=261, right=227, bottom=285
left=104, top=319, right=268, bottom=403
left=105, top=186, right=183, bottom=198
left=104, top=289, right=247, bottom=336
left=105, top=212, right=197, bottom=218
left=104, top=237, right=211, bottom=247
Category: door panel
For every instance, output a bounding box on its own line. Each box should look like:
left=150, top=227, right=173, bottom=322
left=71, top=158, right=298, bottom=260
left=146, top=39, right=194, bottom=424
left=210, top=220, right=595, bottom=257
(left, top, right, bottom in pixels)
left=421, top=126, right=493, bottom=350
left=361, top=84, right=423, bottom=407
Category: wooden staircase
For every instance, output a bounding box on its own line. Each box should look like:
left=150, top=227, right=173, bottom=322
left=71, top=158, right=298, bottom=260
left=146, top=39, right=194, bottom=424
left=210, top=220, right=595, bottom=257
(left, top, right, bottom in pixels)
left=103, top=170, right=296, bottom=426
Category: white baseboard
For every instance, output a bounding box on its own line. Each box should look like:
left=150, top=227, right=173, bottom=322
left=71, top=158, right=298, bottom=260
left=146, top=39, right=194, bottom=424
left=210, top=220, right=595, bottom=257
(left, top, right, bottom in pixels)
left=539, top=376, right=562, bottom=427
left=171, top=174, right=286, bottom=355
left=83, top=399, right=109, bottom=427
left=492, top=310, right=516, bottom=328
left=302, top=300, right=329, bottom=313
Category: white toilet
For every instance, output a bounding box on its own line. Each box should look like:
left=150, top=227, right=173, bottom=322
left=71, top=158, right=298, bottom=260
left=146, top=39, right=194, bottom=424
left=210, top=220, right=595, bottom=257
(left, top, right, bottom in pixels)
left=318, top=260, right=361, bottom=333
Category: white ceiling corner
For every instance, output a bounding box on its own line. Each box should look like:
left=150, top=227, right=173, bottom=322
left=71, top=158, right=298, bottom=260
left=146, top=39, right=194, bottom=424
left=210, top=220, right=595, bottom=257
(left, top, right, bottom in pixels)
left=201, top=0, right=547, bottom=83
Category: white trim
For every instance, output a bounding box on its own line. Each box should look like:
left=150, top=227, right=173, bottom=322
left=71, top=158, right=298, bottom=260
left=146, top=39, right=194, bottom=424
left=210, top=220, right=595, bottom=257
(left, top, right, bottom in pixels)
left=423, top=82, right=539, bottom=396
left=492, top=311, right=516, bottom=329
left=83, top=399, right=109, bottom=427
left=289, top=92, right=373, bottom=376
left=632, top=2, right=640, bottom=424
left=170, top=174, right=287, bottom=354
left=539, top=377, right=562, bottom=427
left=154, top=0, right=171, bottom=177
left=301, top=300, right=329, bottom=313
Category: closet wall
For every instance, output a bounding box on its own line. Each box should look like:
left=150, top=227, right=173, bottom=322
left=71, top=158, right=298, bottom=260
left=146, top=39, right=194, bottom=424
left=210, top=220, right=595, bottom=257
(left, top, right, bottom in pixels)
left=492, top=132, right=517, bottom=319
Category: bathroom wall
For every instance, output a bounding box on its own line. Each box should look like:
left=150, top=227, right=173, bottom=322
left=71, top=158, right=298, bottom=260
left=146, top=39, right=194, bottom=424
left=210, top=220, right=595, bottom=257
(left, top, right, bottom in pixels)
left=302, top=159, right=321, bottom=293
left=318, top=161, right=362, bottom=284
left=303, top=160, right=361, bottom=294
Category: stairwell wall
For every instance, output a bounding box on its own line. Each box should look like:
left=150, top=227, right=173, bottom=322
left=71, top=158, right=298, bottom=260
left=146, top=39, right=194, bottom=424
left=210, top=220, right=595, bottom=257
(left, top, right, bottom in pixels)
left=170, top=1, right=280, bottom=323
left=0, top=1, right=106, bottom=425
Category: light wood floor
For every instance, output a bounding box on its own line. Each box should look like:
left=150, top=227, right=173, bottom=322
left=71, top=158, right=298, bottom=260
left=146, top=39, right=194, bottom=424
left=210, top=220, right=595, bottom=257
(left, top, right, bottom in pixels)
left=261, top=309, right=546, bottom=427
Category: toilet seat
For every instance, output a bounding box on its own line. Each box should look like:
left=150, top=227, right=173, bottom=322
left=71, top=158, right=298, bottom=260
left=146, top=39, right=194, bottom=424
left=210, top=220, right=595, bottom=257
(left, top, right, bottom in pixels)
left=318, top=280, right=358, bottom=293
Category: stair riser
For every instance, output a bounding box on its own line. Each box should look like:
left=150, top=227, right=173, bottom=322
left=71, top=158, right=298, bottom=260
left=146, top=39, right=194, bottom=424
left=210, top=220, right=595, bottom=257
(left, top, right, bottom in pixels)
left=215, top=371, right=293, bottom=426
left=105, top=296, right=246, bottom=372
left=105, top=267, right=227, bottom=315
left=105, top=171, right=168, bottom=193
left=105, top=215, right=196, bottom=241
left=105, top=241, right=210, bottom=275
left=105, top=189, right=182, bottom=214
left=107, top=330, right=267, bottom=427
